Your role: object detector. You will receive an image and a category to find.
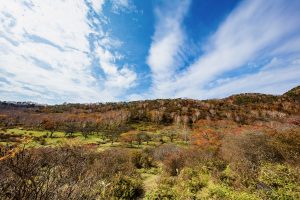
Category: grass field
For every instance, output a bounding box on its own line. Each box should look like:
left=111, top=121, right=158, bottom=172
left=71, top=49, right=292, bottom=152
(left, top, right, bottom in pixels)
left=1, top=127, right=187, bottom=150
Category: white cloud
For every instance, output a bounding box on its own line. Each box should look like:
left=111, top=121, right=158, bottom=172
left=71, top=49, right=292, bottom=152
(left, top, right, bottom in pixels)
left=1, top=0, right=299, bottom=104
left=95, top=44, right=137, bottom=92
left=111, top=0, right=135, bottom=13
left=88, top=0, right=105, bottom=12
left=147, top=0, right=300, bottom=99
left=0, top=0, right=137, bottom=104
left=203, top=59, right=300, bottom=99
left=147, top=0, right=191, bottom=97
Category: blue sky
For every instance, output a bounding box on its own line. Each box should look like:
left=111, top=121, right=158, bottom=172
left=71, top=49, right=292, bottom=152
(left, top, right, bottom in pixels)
left=0, top=0, right=300, bottom=104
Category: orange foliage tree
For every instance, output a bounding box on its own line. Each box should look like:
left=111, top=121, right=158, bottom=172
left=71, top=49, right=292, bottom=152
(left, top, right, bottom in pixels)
left=191, top=129, right=223, bottom=149
left=120, top=130, right=138, bottom=147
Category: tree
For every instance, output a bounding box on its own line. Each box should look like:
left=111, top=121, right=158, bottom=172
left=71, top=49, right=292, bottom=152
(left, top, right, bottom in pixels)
left=63, top=122, right=77, bottom=137
left=80, top=121, right=95, bottom=139
left=162, top=126, right=179, bottom=143
left=0, top=115, right=8, bottom=132
left=141, top=132, right=152, bottom=145
left=136, top=132, right=152, bottom=146
left=136, top=132, right=143, bottom=146
left=120, top=131, right=137, bottom=147
left=41, top=118, right=57, bottom=138
left=101, top=123, right=129, bottom=145
left=191, top=129, right=223, bottom=149
left=149, top=110, right=163, bottom=124
left=180, top=127, right=191, bottom=144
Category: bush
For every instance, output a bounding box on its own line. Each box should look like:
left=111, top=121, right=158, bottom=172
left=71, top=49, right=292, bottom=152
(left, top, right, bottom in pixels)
left=152, top=144, right=187, bottom=176
left=0, top=146, right=141, bottom=200
left=205, top=184, right=229, bottom=199
left=270, top=128, right=300, bottom=165
left=184, top=147, right=226, bottom=173
left=153, top=144, right=181, bottom=161
left=220, top=132, right=283, bottom=185
left=179, top=167, right=209, bottom=190
left=131, top=150, right=154, bottom=169
left=163, top=152, right=186, bottom=176
left=39, top=138, right=47, bottom=145
left=258, top=163, right=300, bottom=199
left=219, top=165, right=238, bottom=187
left=145, top=186, right=177, bottom=200
left=109, top=174, right=144, bottom=200
left=33, top=136, right=47, bottom=145
left=145, top=177, right=177, bottom=200
left=175, top=167, right=209, bottom=199
left=94, top=148, right=136, bottom=179
left=200, top=183, right=259, bottom=200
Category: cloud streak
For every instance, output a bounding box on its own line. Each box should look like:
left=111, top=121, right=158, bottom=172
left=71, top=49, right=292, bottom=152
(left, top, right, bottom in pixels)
left=147, top=0, right=191, bottom=97
left=1, top=0, right=300, bottom=103
left=146, top=0, right=300, bottom=99
left=0, top=0, right=137, bottom=104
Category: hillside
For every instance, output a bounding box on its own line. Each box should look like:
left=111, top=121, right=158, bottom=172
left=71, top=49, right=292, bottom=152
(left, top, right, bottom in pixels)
left=0, top=86, right=299, bottom=200
left=0, top=86, right=299, bottom=129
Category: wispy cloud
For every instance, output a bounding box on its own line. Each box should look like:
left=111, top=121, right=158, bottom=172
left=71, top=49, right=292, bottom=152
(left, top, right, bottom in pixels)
left=0, top=0, right=137, bottom=104
left=147, top=0, right=191, bottom=97
left=110, top=0, right=136, bottom=13
left=203, top=57, right=300, bottom=99
left=146, top=0, right=300, bottom=99
left=94, top=43, right=137, bottom=97
left=88, top=0, right=105, bottom=12
left=1, top=0, right=300, bottom=103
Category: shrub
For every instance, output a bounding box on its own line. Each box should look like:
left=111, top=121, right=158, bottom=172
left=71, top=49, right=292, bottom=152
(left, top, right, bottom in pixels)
left=109, top=174, right=144, bottom=200
left=179, top=167, right=209, bottom=190
left=184, top=147, right=226, bottom=173
left=39, top=138, right=47, bottom=145
left=163, top=152, right=186, bottom=176
left=258, top=163, right=300, bottom=199
left=175, top=167, right=209, bottom=199
left=203, top=184, right=231, bottom=199
left=131, top=150, right=154, bottom=169
left=200, top=183, right=260, bottom=200
left=153, top=144, right=181, bottom=161
left=0, top=146, right=141, bottom=200
left=219, top=165, right=238, bottom=187
left=33, top=136, right=47, bottom=145
left=220, top=132, right=283, bottom=185
left=270, top=128, right=300, bottom=165
left=145, top=185, right=177, bottom=200
left=93, top=148, right=136, bottom=179
left=145, top=177, right=177, bottom=200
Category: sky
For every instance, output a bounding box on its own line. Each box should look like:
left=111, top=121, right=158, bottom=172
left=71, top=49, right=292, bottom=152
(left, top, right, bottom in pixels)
left=0, top=0, right=300, bottom=104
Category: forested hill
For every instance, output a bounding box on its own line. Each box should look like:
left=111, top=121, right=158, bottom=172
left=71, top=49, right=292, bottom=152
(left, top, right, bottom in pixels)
left=0, top=86, right=299, bottom=128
